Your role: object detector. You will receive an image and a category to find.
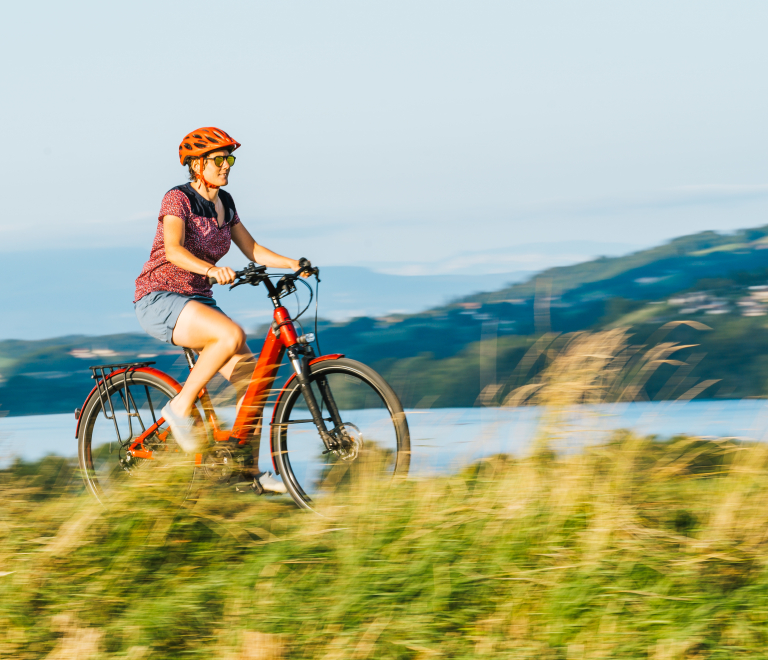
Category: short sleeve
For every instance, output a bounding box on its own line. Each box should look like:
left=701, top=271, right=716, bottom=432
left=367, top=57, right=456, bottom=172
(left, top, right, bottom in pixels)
left=159, top=189, right=191, bottom=222
left=231, top=209, right=241, bottom=227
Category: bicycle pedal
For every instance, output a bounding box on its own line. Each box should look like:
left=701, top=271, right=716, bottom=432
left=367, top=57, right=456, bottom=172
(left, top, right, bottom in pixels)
left=235, top=477, right=264, bottom=495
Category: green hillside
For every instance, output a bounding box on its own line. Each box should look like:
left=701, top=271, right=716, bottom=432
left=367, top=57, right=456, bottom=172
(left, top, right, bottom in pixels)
left=466, top=225, right=768, bottom=304
left=5, top=225, right=768, bottom=416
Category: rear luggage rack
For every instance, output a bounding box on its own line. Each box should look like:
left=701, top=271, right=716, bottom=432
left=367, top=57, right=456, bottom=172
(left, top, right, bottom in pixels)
left=88, top=361, right=157, bottom=444
left=88, top=361, right=156, bottom=377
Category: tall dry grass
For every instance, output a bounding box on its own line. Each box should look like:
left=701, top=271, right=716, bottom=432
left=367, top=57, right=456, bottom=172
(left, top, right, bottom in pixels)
left=2, top=327, right=768, bottom=658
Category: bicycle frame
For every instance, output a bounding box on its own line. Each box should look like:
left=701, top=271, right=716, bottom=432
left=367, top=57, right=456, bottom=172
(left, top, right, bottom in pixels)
left=78, top=298, right=342, bottom=466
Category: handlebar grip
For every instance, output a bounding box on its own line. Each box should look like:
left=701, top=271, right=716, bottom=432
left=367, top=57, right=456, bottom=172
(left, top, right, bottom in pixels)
left=208, top=276, right=217, bottom=286
left=296, top=257, right=319, bottom=277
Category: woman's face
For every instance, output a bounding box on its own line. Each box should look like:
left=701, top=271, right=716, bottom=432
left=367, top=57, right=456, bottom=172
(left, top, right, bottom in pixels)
left=196, top=149, right=233, bottom=186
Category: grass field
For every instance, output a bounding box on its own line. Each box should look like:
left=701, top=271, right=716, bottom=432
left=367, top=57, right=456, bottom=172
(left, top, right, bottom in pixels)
left=3, top=328, right=768, bottom=659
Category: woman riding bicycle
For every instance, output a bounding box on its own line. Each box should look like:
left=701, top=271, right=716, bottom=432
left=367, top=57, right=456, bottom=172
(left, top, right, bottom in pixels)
left=133, top=127, right=306, bottom=494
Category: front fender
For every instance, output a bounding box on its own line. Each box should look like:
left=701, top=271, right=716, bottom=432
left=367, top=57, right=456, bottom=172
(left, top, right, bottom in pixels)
left=74, top=367, right=183, bottom=438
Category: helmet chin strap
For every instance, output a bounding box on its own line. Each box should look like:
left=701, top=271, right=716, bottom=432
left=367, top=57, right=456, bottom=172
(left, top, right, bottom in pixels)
left=197, top=156, right=220, bottom=190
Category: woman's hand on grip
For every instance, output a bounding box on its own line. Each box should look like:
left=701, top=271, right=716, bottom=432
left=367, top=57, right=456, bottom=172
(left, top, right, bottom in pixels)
left=294, top=258, right=314, bottom=278
left=208, top=265, right=236, bottom=285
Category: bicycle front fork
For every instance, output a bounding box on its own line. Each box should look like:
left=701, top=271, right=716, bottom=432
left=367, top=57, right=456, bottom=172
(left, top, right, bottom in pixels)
left=287, top=348, right=346, bottom=453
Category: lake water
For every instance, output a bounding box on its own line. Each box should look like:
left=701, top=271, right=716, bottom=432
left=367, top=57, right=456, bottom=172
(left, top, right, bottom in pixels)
left=4, top=399, right=768, bottom=473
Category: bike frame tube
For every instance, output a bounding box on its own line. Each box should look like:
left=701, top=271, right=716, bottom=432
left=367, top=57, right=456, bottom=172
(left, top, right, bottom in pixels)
left=229, top=305, right=296, bottom=443
left=128, top=419, right=166, bottom=459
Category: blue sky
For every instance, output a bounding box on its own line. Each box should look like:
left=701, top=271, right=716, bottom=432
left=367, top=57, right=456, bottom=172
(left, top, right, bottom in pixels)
left=2, top=1, right=768, bottom=274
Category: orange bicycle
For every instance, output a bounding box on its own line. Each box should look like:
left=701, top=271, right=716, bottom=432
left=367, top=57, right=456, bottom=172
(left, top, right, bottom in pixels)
left=75, top=261, right=410, bottom=510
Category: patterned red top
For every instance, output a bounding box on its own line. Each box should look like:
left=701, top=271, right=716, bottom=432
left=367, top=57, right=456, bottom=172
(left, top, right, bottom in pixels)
left=134, top=184, right=241, bottom=302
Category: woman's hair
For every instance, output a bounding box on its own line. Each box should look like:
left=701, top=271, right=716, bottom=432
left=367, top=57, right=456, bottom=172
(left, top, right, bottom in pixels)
left=186, top=147, right=234, bottom=182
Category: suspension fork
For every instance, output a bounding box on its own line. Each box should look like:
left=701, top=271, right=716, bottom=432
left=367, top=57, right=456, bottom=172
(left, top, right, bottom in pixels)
left=287, top=347, right=338, bottom=451
left=315, top=374, right=345, bottom=434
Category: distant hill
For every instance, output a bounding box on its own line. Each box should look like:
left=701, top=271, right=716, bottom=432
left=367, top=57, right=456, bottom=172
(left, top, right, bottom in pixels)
left=464, top=225, right=768, bottom=305
left=5, top=225, right=768, bottom=415
left=0, top=248, right=528, bottom=340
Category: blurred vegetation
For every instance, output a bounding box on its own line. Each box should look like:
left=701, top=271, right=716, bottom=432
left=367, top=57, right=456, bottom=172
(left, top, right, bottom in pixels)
left=4, top=432, right=768, bottom=657
left=4, top=329, right=768, bottom=657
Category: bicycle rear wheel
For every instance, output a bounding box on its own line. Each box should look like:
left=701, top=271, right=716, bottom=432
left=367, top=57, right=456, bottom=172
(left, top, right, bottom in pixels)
left=271, top=358, right=410, bottom=510
left=77, top=370, right=204, bottom=504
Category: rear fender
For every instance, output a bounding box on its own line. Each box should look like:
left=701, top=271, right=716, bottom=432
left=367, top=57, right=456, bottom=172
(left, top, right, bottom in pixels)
left=75, top=367, right=183, bottom=438
left=269, top=353, right=344, bottom=474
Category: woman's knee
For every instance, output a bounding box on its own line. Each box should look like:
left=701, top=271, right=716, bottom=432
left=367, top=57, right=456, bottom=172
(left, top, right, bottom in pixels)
left=220, top=322, right=247, bottom=354
left=174, top=302, right=247, bottom=353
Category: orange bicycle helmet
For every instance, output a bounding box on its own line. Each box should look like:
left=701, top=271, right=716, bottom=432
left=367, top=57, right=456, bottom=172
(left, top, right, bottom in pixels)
left=179, top=127, right=241, bottom=189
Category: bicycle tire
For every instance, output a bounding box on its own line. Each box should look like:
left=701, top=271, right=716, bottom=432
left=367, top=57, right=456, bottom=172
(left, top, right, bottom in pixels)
left=77, top=370, right=203, bottom=504
left=271, top=358, right=410, bottom=510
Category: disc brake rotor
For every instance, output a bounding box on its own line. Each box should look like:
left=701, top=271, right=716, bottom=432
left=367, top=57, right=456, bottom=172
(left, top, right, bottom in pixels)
left=335, top=423, right=363, bottom=461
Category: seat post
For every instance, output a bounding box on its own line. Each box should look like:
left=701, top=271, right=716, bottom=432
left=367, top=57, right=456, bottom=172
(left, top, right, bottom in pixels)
left=183, top=348, right=197, bottom=371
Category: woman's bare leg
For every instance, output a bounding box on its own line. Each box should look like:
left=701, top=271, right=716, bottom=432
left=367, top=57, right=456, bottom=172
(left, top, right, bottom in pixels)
left=169, top=301, right=267, bottom=475
left=169, top=302, right=252, bottom=416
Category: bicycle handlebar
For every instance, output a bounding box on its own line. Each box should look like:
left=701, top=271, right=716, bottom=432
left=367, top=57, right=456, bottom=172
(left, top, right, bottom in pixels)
left=208, top=258, right=319, bottom=293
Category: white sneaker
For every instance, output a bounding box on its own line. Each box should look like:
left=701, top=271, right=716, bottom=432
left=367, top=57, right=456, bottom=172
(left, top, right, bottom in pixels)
left=256, top=471, right=287, bottom=494
left=161, top=402, right=204, bottom=453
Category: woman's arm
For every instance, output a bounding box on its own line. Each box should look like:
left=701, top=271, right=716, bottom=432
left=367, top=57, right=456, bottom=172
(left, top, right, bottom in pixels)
left=231, top=222, right=301, bottom=271
left=163, top=215, right=236, bottom=284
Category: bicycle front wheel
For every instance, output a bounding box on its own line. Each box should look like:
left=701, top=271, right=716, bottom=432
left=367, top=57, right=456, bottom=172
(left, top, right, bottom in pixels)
left=271, top=358, right=410, bottom=510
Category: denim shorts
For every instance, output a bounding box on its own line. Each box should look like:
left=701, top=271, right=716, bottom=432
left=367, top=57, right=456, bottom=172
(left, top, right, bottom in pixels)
left=134, top=291, right=226, bottom=345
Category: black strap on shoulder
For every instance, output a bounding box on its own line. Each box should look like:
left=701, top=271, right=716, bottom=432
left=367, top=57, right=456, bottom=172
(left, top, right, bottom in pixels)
left=170, top=184, right=237, bottom=224
left=218, top=189, right=238, bottom=225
